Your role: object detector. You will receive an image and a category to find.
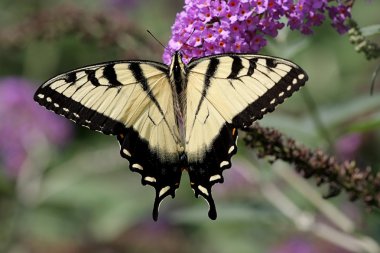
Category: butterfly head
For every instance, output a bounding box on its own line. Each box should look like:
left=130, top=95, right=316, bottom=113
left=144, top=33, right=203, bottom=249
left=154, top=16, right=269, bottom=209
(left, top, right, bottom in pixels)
left=172, top=51, right=186, bottom=67
left=169, top=51, right=187, bottom=90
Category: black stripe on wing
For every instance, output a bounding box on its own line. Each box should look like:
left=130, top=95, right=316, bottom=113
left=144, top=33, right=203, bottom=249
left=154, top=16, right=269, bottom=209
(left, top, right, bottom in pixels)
left=129, top=62, right=166, bottom=116
left=85, top=69, right=102, bottom=86
left=227, top=56, right=244, bottom=79
left=194, top=57, right=219, bottom=118
left=187, top=124, right=238, bottom=220
left=104, top=64, right=124, bottom=87
left=232, top=60, right=308, bottom=129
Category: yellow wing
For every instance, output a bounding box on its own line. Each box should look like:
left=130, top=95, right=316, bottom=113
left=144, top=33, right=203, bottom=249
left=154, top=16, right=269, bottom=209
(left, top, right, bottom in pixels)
left=185, top=54, right=308, bottom=218
left=34, top=61, right=183, bottom=220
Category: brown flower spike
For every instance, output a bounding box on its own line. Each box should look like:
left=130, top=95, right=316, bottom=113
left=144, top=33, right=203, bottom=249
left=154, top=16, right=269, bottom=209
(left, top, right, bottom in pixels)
left=244, top=123, right=380, bottom=209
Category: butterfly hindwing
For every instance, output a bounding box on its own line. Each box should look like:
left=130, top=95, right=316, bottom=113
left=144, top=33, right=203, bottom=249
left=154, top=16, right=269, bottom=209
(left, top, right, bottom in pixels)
left=34, top=61, right=183, bottom=220
left=185, top=54, right=308, bottom=214
left=188, top=124, right=238, bottom=219
left=117, top=129, right=183, bottom=221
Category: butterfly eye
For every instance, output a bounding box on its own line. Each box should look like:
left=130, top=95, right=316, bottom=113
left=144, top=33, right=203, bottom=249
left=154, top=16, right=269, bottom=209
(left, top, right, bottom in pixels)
left=178, top=51, right=184, bottom=60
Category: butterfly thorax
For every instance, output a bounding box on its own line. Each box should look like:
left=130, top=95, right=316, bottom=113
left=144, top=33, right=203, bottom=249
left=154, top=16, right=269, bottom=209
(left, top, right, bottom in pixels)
left=169, top=52, right=188, bottom=147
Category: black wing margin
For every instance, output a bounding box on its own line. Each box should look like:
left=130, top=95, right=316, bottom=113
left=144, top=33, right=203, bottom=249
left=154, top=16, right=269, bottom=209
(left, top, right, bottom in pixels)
left=230, top=57, right=308, bottom=128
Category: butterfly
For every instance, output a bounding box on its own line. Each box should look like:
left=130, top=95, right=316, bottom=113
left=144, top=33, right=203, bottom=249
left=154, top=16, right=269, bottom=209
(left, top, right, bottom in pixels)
left=34, top=51, right=308, bottom=220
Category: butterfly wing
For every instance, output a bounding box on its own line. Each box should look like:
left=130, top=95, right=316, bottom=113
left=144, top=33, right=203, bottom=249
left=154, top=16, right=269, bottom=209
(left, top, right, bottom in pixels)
left=34, top=61, right=183, bottom=220
left=185, top=54, right=308, bottom=218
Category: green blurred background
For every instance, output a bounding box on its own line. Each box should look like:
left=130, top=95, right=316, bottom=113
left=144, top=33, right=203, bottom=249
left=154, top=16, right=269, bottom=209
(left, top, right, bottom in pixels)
left=0, top=0, right=380, bottom=252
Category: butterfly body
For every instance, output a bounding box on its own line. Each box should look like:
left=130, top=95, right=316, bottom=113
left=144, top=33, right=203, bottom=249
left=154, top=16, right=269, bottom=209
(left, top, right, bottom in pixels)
left=34, top=51, right=308, bottom=220
left=168, top=52, right=187, bottom=152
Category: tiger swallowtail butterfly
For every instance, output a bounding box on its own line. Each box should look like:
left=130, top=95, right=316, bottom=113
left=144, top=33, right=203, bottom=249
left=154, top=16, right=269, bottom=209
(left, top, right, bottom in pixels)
left=34, top=51, right=308, bottom=220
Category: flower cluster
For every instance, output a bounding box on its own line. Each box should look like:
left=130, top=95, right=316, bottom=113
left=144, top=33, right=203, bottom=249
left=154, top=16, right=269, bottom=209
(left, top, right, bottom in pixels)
left=0, top=78, right=72, bottom=177
left=163, top=0, right=352, bottom=64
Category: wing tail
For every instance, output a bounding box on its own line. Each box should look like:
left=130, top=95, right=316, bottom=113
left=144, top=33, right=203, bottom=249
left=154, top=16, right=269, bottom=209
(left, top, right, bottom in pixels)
left=117, top=125, right=183, bottom=221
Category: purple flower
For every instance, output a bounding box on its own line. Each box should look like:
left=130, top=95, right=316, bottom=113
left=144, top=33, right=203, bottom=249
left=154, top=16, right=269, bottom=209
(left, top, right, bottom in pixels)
left=198, top=6, right=213, bottom=22
left=0, top=78, right=73, bottom=177
left=335, top=133, right=363, bottom=161
left=250, top=33, right=267, bottom=51
left=163, top=0, right=352, bottom=64
left=327, top=4, right=352, bottom=34
left=254, top=0, right=269, bottom=14
left=210, top=0, right=229, bottom=17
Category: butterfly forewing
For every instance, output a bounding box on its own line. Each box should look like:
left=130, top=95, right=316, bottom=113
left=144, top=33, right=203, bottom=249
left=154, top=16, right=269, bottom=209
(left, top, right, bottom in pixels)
left=187, top=54, right=308, bottom=128
left=34, top=61, right=183, bottom=220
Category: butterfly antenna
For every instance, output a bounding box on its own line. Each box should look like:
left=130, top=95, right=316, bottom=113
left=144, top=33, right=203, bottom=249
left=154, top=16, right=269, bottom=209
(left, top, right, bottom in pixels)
left=185, top=29, right=195, bottom=45
left=147, top=30, right=167, bottom=49
left=179, top=29, right=196, bottom=51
